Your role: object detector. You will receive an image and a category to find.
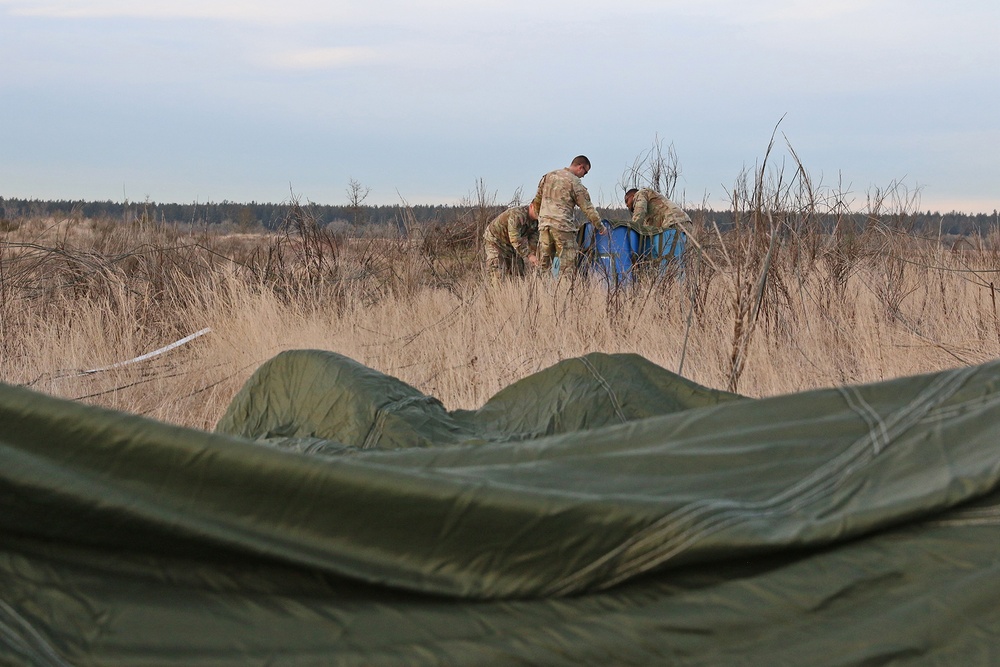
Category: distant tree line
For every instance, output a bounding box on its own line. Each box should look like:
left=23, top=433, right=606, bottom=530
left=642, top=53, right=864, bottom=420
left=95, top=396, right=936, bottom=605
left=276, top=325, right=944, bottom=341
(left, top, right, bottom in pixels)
left=1, top=196, right=997, bottom=238
left=0, top=197, right=458, bottom=234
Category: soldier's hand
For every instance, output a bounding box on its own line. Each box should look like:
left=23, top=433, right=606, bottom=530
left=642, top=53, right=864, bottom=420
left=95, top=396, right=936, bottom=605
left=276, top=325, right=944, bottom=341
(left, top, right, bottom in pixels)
left=527, top=253, right=539, bottom=267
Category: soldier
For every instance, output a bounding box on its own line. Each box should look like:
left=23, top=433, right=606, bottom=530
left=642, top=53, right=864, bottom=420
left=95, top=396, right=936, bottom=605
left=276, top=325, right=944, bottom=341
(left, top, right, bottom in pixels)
left=624, top=187, right=691, bottom=235
left=532, top=155, right=607, bottom=278
left=483, top=201, right=539, bottom=281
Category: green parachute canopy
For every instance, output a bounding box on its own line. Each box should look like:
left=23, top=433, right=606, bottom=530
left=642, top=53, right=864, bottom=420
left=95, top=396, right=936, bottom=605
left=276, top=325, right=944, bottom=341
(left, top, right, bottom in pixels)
left=2, top=350, right=1000, bottom=665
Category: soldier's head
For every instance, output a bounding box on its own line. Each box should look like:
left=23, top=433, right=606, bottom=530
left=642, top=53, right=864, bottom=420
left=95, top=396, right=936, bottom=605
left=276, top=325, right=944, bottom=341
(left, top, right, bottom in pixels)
left=625, top=188, right=639, bottom=212
left=569, top=155, right=591, bottom=178
left=527, top=201, right=538, bottom=220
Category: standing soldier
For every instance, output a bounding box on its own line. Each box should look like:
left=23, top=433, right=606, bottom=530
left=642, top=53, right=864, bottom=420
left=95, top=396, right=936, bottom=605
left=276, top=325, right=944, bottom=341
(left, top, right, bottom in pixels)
left=483, top=201, right=539, bottom=281
left=532, top=156, right=607, bottom=278
left=624, top=187, right=691, bottom=234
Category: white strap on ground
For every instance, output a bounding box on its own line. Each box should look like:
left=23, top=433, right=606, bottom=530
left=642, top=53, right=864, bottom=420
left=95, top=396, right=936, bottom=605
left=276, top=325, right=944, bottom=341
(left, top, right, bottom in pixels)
left=81, top=327, right=212, bottom=375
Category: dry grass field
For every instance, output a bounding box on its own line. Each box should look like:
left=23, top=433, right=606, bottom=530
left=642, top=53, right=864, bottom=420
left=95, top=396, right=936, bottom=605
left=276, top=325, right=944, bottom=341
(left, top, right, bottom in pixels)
left=3, top=189, right=1000, bottom=432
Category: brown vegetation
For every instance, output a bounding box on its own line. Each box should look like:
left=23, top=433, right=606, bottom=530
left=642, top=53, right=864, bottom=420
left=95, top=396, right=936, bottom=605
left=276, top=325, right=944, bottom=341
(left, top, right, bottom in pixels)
left=3, top=167, right=1000, bottom=432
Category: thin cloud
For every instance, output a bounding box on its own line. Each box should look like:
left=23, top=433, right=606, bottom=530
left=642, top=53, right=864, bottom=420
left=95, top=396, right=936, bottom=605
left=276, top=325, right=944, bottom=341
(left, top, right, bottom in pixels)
left=2, top=0, right=669, bottom=23
left=265, top=47, right=384, bottom=70
left=660, top=0, right=874, bottom=23
left=3, top=0, right=253, bottom=19
left=0, top=0, right=363, bottom=22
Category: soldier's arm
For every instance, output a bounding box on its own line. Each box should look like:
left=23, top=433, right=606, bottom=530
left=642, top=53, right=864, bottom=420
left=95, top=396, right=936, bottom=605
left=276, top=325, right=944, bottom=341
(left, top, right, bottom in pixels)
left=573, top=181, right=606, bottom=232
left=531, top=175, right=545, bottom=214
left=631, top=190, right=651, bottom=227
left=508, top=212, right=531, bottom=257
left=526, top=230, right=539, bottom=266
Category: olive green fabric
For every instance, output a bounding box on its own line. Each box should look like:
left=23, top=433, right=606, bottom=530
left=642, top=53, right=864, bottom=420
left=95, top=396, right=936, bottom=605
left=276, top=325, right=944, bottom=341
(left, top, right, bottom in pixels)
left=3, top=351, right=1000, bottom=665
left=215, top=350, right=743, bottom=448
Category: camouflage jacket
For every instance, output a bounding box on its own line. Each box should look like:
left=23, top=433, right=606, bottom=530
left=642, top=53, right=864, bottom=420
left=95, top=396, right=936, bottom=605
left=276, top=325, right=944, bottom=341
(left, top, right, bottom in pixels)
left=483, top=205, right=538, bottom=257
left=630, top=188, right=691, bottom=235
left=531, top=168, right=604, bottom=233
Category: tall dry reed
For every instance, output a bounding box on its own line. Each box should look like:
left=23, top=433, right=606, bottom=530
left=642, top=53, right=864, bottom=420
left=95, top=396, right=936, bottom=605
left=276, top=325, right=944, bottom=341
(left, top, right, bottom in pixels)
left=3, top=184, right=999, bottom=431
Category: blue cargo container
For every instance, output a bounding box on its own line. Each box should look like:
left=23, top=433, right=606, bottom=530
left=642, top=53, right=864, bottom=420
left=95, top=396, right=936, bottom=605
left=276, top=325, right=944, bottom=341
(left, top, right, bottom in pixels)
left=578, top=222, right=639, bottom=286
left=635, top=228, right=686, bottom=277
left=579, top=222, right=685, bottom=286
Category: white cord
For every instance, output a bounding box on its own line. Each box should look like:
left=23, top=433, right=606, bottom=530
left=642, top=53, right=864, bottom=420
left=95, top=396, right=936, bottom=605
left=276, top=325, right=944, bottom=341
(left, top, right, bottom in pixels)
left=80, top=327, right=212, bottom=375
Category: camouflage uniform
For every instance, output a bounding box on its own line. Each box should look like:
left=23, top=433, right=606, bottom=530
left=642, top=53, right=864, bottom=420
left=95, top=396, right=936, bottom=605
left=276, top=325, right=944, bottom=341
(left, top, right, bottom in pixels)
left=531, top=168, right=606, bottom=278
left=629, top=188, right=691, bottom=235
left=483, top=205, right=538, bottom=280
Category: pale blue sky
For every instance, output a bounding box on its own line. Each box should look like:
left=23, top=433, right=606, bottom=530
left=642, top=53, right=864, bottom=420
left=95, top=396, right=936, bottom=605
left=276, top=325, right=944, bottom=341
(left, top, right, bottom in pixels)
left=2, top=0, right=998, bottom=213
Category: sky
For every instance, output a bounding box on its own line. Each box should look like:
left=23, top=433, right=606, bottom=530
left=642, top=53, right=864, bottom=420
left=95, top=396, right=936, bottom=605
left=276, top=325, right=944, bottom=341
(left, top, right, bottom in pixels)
left=1, top=0, right=998, bottom=214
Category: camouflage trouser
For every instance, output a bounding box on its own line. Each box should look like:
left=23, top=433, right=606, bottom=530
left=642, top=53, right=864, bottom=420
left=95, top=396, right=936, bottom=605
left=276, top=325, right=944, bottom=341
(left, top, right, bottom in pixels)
left=484, top=241, right=526, bottom=280
left=537, top=226, right=579, bottom=279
